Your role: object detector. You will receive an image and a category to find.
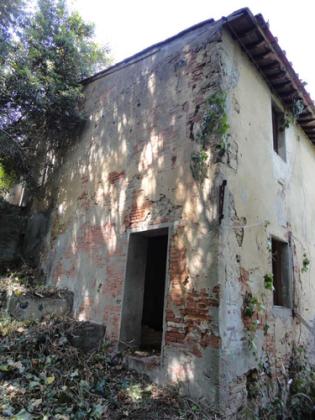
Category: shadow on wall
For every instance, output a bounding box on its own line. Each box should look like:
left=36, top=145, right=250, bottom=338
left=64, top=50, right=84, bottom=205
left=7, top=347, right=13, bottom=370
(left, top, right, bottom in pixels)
left=37, top=25, right=223, bottom=392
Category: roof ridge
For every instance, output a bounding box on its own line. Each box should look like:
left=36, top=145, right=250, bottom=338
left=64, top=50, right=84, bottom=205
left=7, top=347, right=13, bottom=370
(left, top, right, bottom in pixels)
left=82, top=17, right=217, bottom=85
left=81, top=8, right=315, bottom=142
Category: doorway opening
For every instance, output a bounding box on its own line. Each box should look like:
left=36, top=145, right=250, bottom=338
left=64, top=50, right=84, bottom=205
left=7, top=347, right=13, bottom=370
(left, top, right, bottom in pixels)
left=120, top=228, right=169, bottom=353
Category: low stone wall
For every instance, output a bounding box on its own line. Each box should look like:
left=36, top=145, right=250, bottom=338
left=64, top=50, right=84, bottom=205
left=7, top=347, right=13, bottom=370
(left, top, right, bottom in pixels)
left=7, top=290, right=73, bottom=321
left=0, top=284, right=73, bottom=321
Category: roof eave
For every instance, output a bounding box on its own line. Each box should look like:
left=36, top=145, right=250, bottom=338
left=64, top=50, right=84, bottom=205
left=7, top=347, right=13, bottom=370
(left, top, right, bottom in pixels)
left=81, top=8, right=315, bottom=143
left=223, top=8, right=315, bottom=142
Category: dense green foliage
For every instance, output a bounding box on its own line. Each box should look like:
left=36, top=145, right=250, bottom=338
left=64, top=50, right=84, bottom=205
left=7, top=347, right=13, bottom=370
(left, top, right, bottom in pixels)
left=0, top=162, right=17, bottom=192
left=0, top=0, right=110, bottom=191
left=190, top=92, right=230, bottom=182
left=0, top=1, right=25, bottom=60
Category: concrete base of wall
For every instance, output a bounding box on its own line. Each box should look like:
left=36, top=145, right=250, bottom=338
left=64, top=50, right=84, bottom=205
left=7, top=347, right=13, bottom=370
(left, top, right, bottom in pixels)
left=124, top=353, right=166, bottom=385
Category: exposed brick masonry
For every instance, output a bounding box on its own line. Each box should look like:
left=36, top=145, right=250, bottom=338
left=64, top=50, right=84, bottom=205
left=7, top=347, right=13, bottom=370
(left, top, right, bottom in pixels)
left=165, top=230, right=221, bottom=357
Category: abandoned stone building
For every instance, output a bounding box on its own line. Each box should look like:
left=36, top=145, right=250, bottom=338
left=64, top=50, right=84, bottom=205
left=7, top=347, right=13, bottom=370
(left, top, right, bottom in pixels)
left=4, top=7, right=315, bottom=415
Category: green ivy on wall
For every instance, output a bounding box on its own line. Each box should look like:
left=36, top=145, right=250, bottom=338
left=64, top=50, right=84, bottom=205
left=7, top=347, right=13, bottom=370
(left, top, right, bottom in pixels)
left=191, top=91, right=230, bottom=182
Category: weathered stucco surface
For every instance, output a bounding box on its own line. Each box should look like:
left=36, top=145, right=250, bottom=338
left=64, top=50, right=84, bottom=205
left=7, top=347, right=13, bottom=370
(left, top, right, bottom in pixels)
left=35, top=19, right=315, bottom=414
left=41, top=22, right=226, bottom=405
left=218, top=30, right=315, bottom=414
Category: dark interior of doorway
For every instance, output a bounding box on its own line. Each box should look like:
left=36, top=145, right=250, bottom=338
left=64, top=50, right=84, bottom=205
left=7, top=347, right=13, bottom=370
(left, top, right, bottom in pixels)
left=140, top=233, right=168, bottom=351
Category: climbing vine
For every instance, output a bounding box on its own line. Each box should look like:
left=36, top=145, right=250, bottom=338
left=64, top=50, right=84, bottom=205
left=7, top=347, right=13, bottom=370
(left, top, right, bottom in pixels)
left=301, top=253, right=310, bottom=273
left=258, top=345, right=315, bottom=418
left=190, top=91, right=230, bottom=182
left=280, top=98, right=305, bottom=131
left=242, top=292, right=267, bottom=355
left=190, top=150, right=208, bottom=181
left=196, top=92, right=230, bottom=146
left=264, top=274, right=273, bottom=291
left=292, top=98, right=305, bottom=120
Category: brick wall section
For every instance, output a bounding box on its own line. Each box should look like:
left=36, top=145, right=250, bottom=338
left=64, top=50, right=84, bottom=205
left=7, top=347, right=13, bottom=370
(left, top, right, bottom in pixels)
left=165, top=229, right=221, bottom=357
left=43, top=20, right=223, bottom=403
left=108, top=171, right=125, bottom=185
left=124, top=190, right=153, bottom=229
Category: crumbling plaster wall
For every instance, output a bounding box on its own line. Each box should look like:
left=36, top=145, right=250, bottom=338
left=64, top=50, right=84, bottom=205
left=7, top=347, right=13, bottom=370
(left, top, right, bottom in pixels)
left=218, top=30, right=315, bottom=414
left=39, top=22, right=228, bottom=404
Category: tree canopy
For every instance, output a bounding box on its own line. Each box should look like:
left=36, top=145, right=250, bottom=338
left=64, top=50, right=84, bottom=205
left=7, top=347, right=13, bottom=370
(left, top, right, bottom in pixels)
left=0, top=0, right=110, bottom=192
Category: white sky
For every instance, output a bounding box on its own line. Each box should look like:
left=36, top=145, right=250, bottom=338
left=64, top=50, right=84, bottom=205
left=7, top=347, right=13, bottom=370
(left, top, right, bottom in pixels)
left=73, top=0, right=315, bottom=100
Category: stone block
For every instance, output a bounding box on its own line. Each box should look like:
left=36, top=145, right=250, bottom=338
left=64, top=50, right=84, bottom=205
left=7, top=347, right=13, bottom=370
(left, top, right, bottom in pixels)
left=8, top=290, right=73, bottom=321
left=67, top=322, right=106, bottom=352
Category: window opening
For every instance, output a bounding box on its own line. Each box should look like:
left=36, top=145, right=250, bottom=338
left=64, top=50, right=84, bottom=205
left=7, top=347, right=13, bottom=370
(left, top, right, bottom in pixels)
left=272, top=238, right=291, bottom=308
left=272, top=104, right=286, bottom=161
